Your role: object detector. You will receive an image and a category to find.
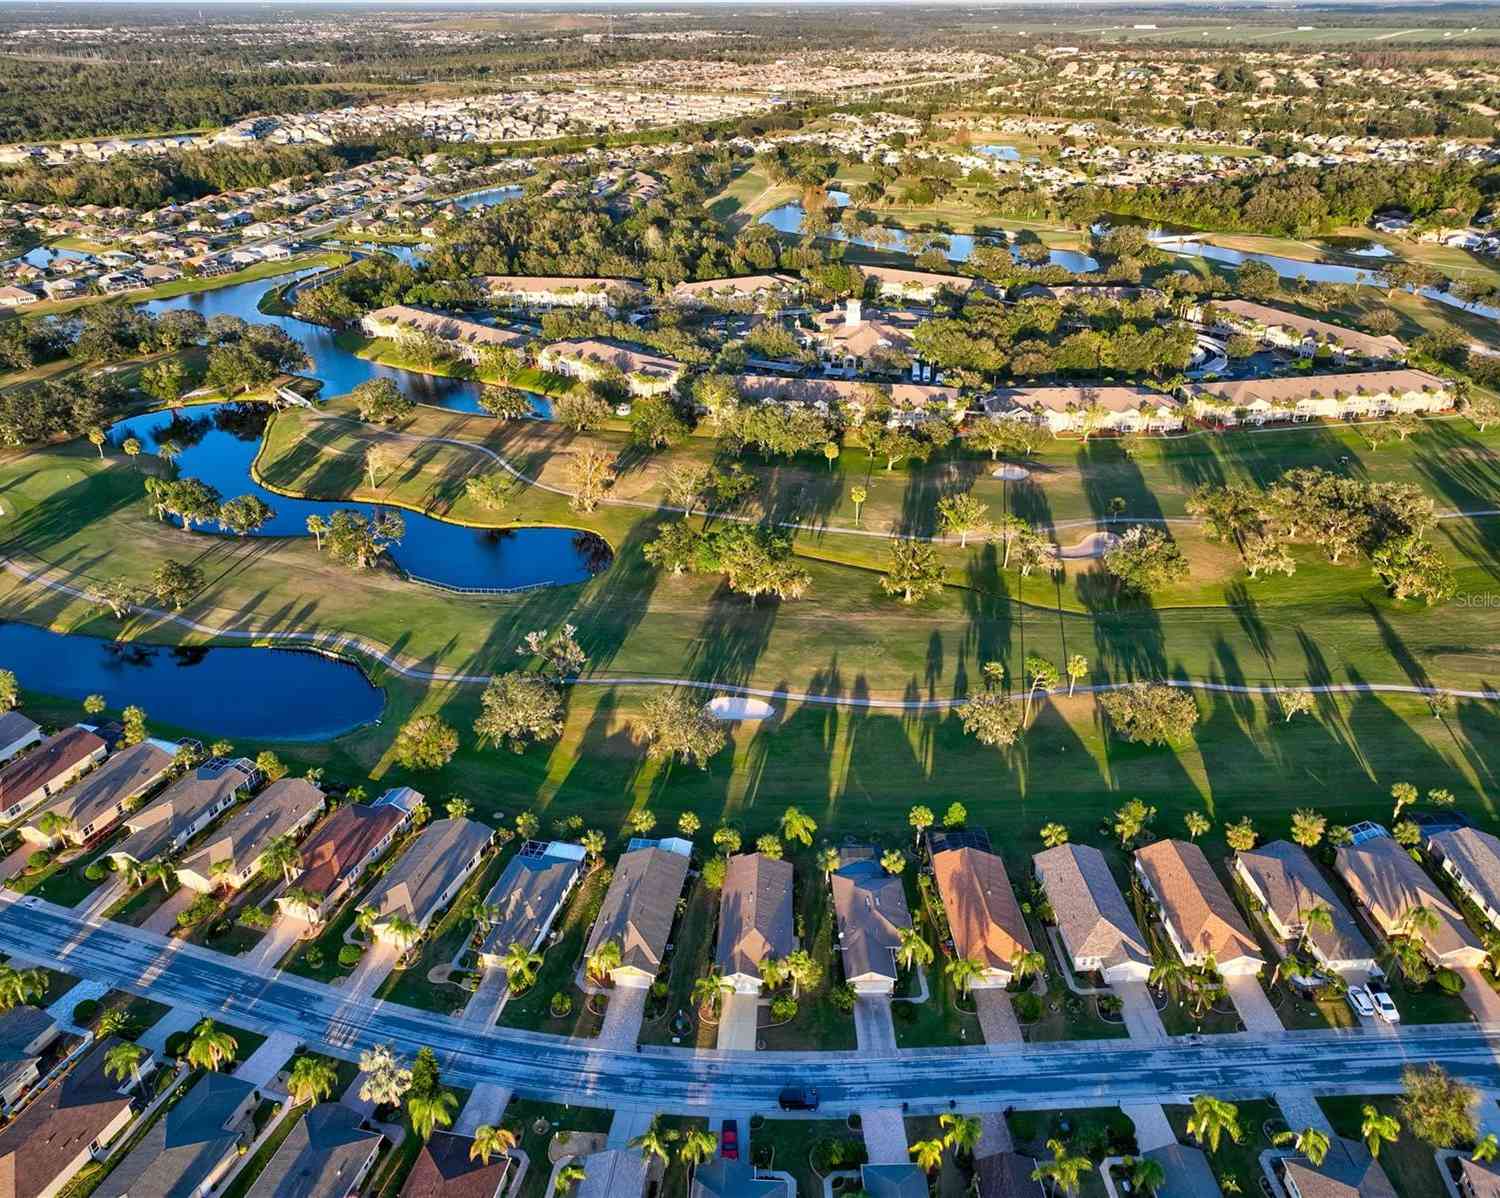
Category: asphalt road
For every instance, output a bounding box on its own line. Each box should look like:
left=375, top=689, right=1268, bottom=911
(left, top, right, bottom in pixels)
left=4, top=894, right=1498, bottom=1116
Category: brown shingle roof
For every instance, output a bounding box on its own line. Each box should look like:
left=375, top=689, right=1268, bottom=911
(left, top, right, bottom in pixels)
left=716, top=853, right=795, bottom=980
left=0, top=727, right=104, bottom=811
left=1335, top=836, right=1482, bottom=965
left=1235, top=840, right=1372, bottom=965
left=1135, top=839, right=1262, bottom=967
left=1429, top=827, right=1500, bottom=918
left=1280, top=1138, right=1397, bottom=1198
left=1212, top=300, right=1403, bottom=358
left=34, top=741, right=174, bottom=836
left=931, top=847, right=1033, bottom=975
left=1033, top=843, right=1150, bottom=975
left=990, top=384, right=1177, bottom=415
left=398, top=1132, right=507, bottom=1198
left=1186, top=368, right=1448, bottom=409
left=291, top=802, right=406, bottom=898
left=583, top=845, right=691, bottom=977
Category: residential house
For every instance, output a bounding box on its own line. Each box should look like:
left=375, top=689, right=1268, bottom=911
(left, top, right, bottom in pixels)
left=1335, top=835, right=1485, bottom=969
left=176, top=778, right=325, bottom=893
left=690, top=1159, right=787, bottom=1198
left=21, top=741, right=176, bottom=848
left=716, top=852, right=796, bottom=993
left=1200, top=301, right=1403, bottom=361
left=277, top=787, right=419, bottom=923
left=572, top=1149, right=648, bottom=1198
left=0, top=726, right=106, bottom=824
left=0, top=713, right=43, bottom=763
left=1455, top=1158, right=1500, bottom=1198
left=831, top=852, right=913, bottom=995
left=244, top=1104, right=383, bottom=1198
left=582, top=841, right=692, bottom=988
left=974, top=1152, right=1045, bottom=1198
left=1017, top=284, right=1163, bottom=305
left=733, top=373, right=960, bottom=420
left=859, top=264, right=979, bottom=303
left=0, top=1037, right=138, bottom=1198
left=1233, top=840, right=1377, bottom=977
left=398, top=1131, right=511, bottom=1198
left=987, top=384, right=1184, bottom=434
left=808, top=299, right=920, bottom=376
left=1143, top=1144, right=1222, bottom=1198
left=0, top=286, right=38, bottom=308
left=0, top=1006, right=60, bottom=1113
left=859, top=1164, right=930, bottom=1198
left=359, top=305, right=527, bottom=364
left=1134, top=839, right=1264, bottom=976
left=106, top=757, right=258, bottom=869
left=478, top=276, right=645, bottom=314
left=94, top=1072, right=257, bottom=1198
left=1184, top=369, right=1452, bottom=426
left=360, top=816, right=493, bottom=945
left=669, top=273, right=801, bottom=310
left=474, top=841, right=586, bottom=970
left=1428, top=827, right=1500, bottom=935
left=1278, top=1136, right=1397, bottom=1198
left=536, top=339, right=683, bottom=397
left=931, top=846, right=1035, bottom=988
left=1033, top=843, right=1151, bottom=984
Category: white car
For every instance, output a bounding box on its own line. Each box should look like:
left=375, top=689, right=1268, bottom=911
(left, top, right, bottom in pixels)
left=1347, top=987, right=1376, bottom=1018
left=1371, top=990, right=1401, bottom=1023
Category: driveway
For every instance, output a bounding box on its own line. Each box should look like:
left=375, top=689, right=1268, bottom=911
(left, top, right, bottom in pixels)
left=342, top=940, right=400, bottom=1000
left=462, top=966, right=510, bottom=1026
left=852, top=996, right=906, bottom=1164
left=241, top=915, right=306, bottom=971
left=853, top=996, right=897, bottom=1054
left=1460, top=969, right=1500, bottom=1023
left=859, top=1106, right=910, bottom=1164
left=234, top=1031, right=297, bottom=1088
left=141, top=887, right=196, bottom=935
left=596, top=984, right=649, bottom=1049
left=454, top=1081, right=514, bottom=1136
left=0, top=843, right=33, bottom=885
left=973, top=988, right=1022, bottom=1046
left=1225, top=976, right=1282, bottom=1033
left=1122, top=1102, right=1178, bottom=1152
left=1114, top=980, right=1168, bottom=1042
left=138, top=1006, right=202, bottom=1056
left=78, top=877, right=128, bottom=918
left=716, top=992, right=758, bottom=1052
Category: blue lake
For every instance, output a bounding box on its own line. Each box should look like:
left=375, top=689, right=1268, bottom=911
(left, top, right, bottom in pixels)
left=976, top=144, right=1022, bottom=161
left=108, top=403, right=610, bottom=590
left=0, top=622, right=383, bottom=740
left=8, top=245, right=93, bottom=270
left=453, top=185, right=523, bottom=212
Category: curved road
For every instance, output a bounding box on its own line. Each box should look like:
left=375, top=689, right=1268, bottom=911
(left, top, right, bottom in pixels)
left=4, top=894, right=1497, bottom=1115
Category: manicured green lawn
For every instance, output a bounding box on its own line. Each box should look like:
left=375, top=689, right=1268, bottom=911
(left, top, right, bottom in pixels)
left=1165, top=1099, right=1283, bottom=1197
left=499, top=866, right=609, bottom=1037
left=502, top=1098, right=613, bottom=1198
left=1320, top=1095, right=1449, bottom=1198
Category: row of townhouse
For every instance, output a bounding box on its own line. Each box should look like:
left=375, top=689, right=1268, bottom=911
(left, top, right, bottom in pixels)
left=1191, top=300, right=1405, bottom=362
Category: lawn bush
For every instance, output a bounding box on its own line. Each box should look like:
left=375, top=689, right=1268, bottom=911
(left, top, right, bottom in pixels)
left=338, top=944, right=363, bottom=968
left=26, top=850, right=49, bottom=871
left=1013, top=992, right=1043, bottom=1023
left=83, top=861, right=106, bottom=882
left=165, top=1031, right=190, bottom=1058
left=1435, top=967, right=1466, bottom=994
left=72, top=999, right=99, bottom=1025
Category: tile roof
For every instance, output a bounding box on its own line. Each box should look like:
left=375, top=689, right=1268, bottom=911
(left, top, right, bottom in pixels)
left=1235, top=840, right=1373, bottom=964
left=1456, top=1158, right=1500, bottom=1198
left=1033, top=843, right=1150, bottom=975
left=991, top=384, right=1177, bottom=415
left=831, top=857, right=912, bottom=984
left=541, top=338, right=682, bottom=378
left=0, top=1037, right=132, bottom=1198
left=178, top=778, right=324, bottom=883
left=398, top=1132, right=508, bottom=1198
left=583, top=845, right=691, bottom=977
left=1185, top=368, right=1449, bottom=409
left=364, top=305, right=526, bottom=351
left=671, top=273, right=800, bottom=299
left=716, top=853, right=795, bottom=979
left=1335, top=836, right=1482, bottom=964
left=1429, top=827, right=1500, bottom=916
left=1135, top=839, right=1262, bottom=967
left=244, top=1104, right=382, bottom=1198
left=479, top=275, right=643, bottom=296
left=363, top=817, right=492, bottom=927
left=931, top=847, right=1033, bottom=974
left=860, top=264, right=978, bottom=292
left=291, top=802, right=406, bottom=897
left=1211, top=300, right=1402, bottom=357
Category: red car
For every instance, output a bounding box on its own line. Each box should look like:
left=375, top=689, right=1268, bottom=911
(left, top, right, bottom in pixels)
left=719, top=1119, right=739, bottom=1161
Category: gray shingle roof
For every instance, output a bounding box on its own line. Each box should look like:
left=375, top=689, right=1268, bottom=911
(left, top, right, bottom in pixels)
left=244, top=1104, right=382, bottom=1198
left=1034, top=843, right=1150, bottom=975
left=114, top=758, right=256, bottom=864
left=1235, top=840, right=1373, bottom=965
left=477, top=843, right=584, bottom=960
left=1335, top=836, right=1482, bottom=964
left=178, top=778, right=324, bottom=882
left=716, top=853, right=795, bottom=980
left=35, top=741, right=174, bottom=835
left=363, top=818, right=492, bottom=928
left=583, top=845, right=691, bottom=978
left=1280, top=1138, right=1397, bottom=1198
left=1430, top=827, right=1500, bottom=917
left=95, top=1072, right=255, bottom=1198
left=831, top=857, right=912, bottom=984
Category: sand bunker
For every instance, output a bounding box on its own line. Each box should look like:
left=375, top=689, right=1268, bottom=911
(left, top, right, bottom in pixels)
left=1057, top=531, right=1121, bottom=559
left=706, top=696, right=778, bottom=721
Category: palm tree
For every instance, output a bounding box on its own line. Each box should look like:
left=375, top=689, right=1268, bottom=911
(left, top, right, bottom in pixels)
left=37, top=811, right=75, bottom=845
left=500, top=941, right=544, bottom=992
left=586, top=938, right=622, bottom=984
left=629, top=1118, right=675, bottom=1167
left=1130, top=1154, right=1167, bottom=1196
left=96, top=1009, right=135, bottom=1039
left=385, top=914, right=422, bottom=953
left=678, top=1127, right=716, bottom=1170
left=939, top=1112, right=981, bottom=1157
left=261, top=834, right=301, bottom=883
left=1032, top=1138, right=1091, bottom=1196
left=1184, top=811, right=1211, bottom=841
left=896, top=926, right=934, bottom=973
left=910, top=1137, right=946, bottom=1173
left=445, top=798, right=472, bottom=820
left=1475, top=1134, right=1499, bottom=1164
left=1012, top=949, right=1046, bottom=987
left=1299, top=904, right=1334, bottom=954
left=282, top=887, right=320, bottom=919
left=692, top=969, right=729, bottom=1016
left=408, top=1088, right=458, bottom=1141
left=354, top=905, right=380, bottom=940
left=1402, top=905, right=1441, bottom=946
left=1360, top=1104, right=1400, bottom=1158
left=1148, top=953, right=1189, bottom=1005
left=287, top=1054, right=338, bottom=1105
left=1275, top=1126, right=1331, bottom=1167
left=1186, top=1094, right=1242, bottom=1153
left=818, top=846, right=840, bottom=877
left=145, top=858, right=176, bottom=895
left=103, top=1041, right=145, bottom=1085
left=470, top=1124, right=519, bottom=1165
left=759, top=957, right=786, bottom=993
left=779, top=806, right=817, bottom=847
left=782, top=950, right=821, bottom=998
left=1040, top=823, right=1069, bottom=848
left=580, top=829, right=606, bottom=861
left=554, top=1164, right=586, bottom=1194
left=946, top=955, right=987, bottom=999
left=186, top=1019, right=239, bottom=1071
left=0, top=964, right=47, bottom=1012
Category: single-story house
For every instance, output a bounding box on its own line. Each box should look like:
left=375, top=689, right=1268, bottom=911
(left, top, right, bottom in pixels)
left=176, top=777, right=325, bottom=893
left=974, top=1152, right=1045, bottom=1198
left=94, top=1072, right=256, bottom=1198
left=1233, top=840, right=1377, bottom=976
left=831, top=852, right=913, bottom=995
left=398, top=1130, right=512, bottom=1198
left=1017, top=284, right=1163, bottom=305
left=582, top=840, right=692, bottom=988
left=360, top=816, right=493, bottom=945
left=360, top=305, right=527, bottom=364
left=0, top=727, right=106, bottom=825
left=277, top=787, right=419, bottom=923
left=1143, top=1144, right=1222, bottom=1198
left=243, top=1104, right=383, bottom=1198
left=537, top=339, right=683, bottom=397
left=690, top=1159, right=786, bottom=1198
left=808, top=299, right=919, bottom=376
left=107, top=756, right=257, bottom=869
left=474, top=840, right=586, bottom=970
left=859, top=264, right=979, bottom=302
left=1428, top=827, right=1500, bottom=936
left=716, top=852, right=796, bottom=993
left=987, top=384, right=1185, bottom=435
left=573, top=1149, right=648, bottom=1198
left=1134, top=839, right=1264, bottom=976
left=1184, top=369, right=1452, bottom=426
left=931, top=846, right=1035, bottom=988
left=1335, top=836, right=1485, bottom=969
left=1033, top=843, right=1151, bottom=984
left=0, top=1037, right=138, bottom=1198
left=1455, top=1157, right=1500, bottom=1198
left=860, top=1164, right=929, bottom=1198
left=669, top=273, right=801, bottom=310
left=0, top=1006, right=60, bottom=1113
left=733, top=373, right=960, bottom=422
left=1198, top=300, right=1403, bottom=361
left=21, top=741, right=176, bottom=848
left=478, top=275, right=645, bottom=314
left=0, top=286, right=38, bottom=308
left=1278, top=1136, right=1397, bottom=1198
left=0, top=713, right=43, bottom=764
